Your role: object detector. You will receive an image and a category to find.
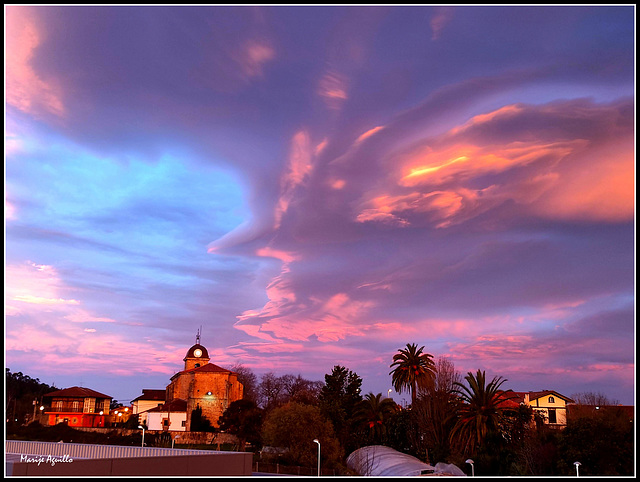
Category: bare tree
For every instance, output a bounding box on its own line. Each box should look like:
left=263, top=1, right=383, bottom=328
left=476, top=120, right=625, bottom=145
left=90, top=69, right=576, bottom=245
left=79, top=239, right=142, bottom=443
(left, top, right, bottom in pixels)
left=230, top=363, right=258, bottom=403
left=570, top=391, right=619, bottom=406
left=258, top=372, right=286, bottom=411
left=413, top=356, right=461, bottom=463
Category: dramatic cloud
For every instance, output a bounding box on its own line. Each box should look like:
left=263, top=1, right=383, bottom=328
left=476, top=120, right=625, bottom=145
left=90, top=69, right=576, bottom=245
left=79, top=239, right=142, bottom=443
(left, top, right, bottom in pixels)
left=5, top=6, right=634, bottom=405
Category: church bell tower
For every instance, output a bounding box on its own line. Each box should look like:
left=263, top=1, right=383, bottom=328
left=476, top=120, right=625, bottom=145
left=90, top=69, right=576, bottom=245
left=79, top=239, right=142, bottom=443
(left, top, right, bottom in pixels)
left=183, top=328, right=210, bottom=370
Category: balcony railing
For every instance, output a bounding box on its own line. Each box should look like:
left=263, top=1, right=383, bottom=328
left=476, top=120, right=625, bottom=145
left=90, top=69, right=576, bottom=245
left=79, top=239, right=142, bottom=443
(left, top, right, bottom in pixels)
left=46, top=403, right=109, bottom=414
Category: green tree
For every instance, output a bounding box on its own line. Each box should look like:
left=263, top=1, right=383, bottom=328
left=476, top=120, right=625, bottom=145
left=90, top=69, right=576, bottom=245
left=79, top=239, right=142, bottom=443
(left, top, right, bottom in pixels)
left=355, top=393, right=398, bottom=444
left=318, top=365, right=363, bottom=454
left=389, top=343, right=436, bottom=407
left=385, top=408, right=424, bottom=460
left=450, top=369, right=514, bottom=456
left=6, top=369, right=57, bottom=425
left=261, top=402, right=343, bottom=469
left=218, top=399, right=263, bottom=451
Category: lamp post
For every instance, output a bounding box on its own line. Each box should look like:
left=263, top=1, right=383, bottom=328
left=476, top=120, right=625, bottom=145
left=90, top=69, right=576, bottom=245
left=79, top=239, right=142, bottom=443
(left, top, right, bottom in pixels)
left=313, top=439, right=321, bottom=476
left=387, top=389, right=392, bottom=399
left=574, top=461, right=581, bottom=477
left=138, top=425, right=146, bottom=447
left=466, top=459, right=475, bottom=476
left=172, top=435, right=180, bottom=449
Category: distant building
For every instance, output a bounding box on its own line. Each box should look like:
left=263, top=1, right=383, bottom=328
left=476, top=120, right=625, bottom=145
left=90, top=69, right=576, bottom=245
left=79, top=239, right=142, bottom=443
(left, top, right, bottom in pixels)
left=131, top=389, right=166, bottom=415
left=131, top=331, right=244, bottom=432
left=511, top=390, right=574, bottom=428
left=145, top=398, right=188, bottom=432
left=110, top=404, right=133, bottom=427
left=165, top=333, right=244, bottom=431
left=42, top=386, right=112, bottom=428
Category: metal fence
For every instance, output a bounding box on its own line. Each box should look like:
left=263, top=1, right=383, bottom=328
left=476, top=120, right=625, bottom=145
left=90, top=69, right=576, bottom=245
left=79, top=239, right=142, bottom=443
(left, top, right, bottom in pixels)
left=6, top=440, right=224, bottom=459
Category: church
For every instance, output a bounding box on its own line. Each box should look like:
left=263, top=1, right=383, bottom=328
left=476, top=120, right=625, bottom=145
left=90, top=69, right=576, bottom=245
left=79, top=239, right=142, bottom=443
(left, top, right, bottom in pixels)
left=134, top=333, right=244, bottom=432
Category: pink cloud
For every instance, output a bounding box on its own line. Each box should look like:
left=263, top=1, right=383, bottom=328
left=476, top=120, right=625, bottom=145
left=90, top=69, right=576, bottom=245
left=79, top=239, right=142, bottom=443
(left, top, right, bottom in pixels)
left=318, top=70, right=349, bottom=110
left=430, top=7, right=455, bottom=41
left=237, top=39, right=275, bottom=79
left=275, top=130, right=315, bottom=228
left=5, top=261, right=180, bottom=376
left=5, top=262, right=77, bottom=314
left=5, top=6, right=65, bottom=119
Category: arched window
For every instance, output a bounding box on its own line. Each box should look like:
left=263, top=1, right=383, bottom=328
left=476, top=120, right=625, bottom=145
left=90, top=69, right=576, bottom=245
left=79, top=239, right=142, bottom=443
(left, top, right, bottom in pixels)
left=548, top=396, right=555, bottom=403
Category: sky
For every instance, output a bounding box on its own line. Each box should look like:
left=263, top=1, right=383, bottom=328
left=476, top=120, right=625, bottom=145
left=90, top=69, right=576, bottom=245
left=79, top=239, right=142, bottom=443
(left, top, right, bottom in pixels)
left=4, top=5, right=635, bottom=407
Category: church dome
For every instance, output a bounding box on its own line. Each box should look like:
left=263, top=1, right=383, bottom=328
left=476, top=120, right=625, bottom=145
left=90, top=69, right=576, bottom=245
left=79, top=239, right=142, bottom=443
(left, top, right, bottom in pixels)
left=184, top=343, right=209, bottom=360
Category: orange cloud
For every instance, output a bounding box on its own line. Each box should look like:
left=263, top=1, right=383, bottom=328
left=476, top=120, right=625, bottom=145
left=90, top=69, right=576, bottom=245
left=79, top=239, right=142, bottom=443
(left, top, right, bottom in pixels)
left=354, top=100, right=633, bottom=228
left=355, top=126, right=385, bottom=144
left=530, top=141, right=634, bottom=222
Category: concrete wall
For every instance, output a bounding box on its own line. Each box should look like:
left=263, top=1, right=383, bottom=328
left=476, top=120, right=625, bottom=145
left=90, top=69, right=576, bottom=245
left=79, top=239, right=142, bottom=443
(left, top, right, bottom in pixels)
left=6, top=440, right=252, bottom=476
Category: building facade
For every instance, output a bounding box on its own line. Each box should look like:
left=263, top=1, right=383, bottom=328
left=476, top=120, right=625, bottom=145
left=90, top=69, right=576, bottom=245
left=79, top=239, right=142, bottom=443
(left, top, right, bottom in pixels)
left=131, top=334, right=244, bottom=432
left=512, top=390, right=574, bottom=428
left=42, top=386, right=112, bottom=428
left=165, top=338, right=244, bottom=431
left=131, top=389, right=166, bottom=415
left=145, top=398, right=188, bottom=432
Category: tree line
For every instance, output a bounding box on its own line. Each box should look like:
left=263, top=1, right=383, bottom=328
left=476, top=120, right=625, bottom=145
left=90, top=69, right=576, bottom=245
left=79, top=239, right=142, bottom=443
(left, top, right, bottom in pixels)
left=6, top=342, right=634, bottom=476
left=217, top=343, right=633, bottom=476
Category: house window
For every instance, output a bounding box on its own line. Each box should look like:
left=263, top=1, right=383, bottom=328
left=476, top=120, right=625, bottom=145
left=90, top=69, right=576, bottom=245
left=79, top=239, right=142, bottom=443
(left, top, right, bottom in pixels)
left=181, top=420, right=186, bottom=427
left=548, top=409, right=557, bottom=424
left=548, top=396, right=555, bottom=403
left=72, top=401, right=80, bottom=411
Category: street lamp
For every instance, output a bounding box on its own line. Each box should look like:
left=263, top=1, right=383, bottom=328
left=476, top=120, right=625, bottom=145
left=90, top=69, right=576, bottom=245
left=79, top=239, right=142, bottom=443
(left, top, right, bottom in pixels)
left=313, top=439, right=321, bottom=476
left=574, top=461, right=581, bottom=477
left=466, top=459, right=475, bottom=476
left=172, top=435, right=180, bottom=449
left=387, top=389, right=392, bottom=398
left=138, top=425, right=146, bottom=447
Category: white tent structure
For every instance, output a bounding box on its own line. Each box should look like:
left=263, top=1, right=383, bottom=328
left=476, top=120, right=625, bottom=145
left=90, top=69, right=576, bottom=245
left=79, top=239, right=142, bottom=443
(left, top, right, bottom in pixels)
left=346, top=445, right=466, bottom=476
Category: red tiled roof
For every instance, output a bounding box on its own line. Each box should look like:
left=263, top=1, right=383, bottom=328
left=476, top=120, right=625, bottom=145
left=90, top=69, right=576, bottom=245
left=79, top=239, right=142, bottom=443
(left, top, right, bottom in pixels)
left=147, top=398, right=188, bottom=413
left=508, top=390, right=574, bottom=404
left=170, top=362, right=233, bottom=380
left=43, top=386, right=112, bottom=399
left=132, top=389, right=166, bottom=402
left=528, top=390, right=574, bottom=403
left=495, top=391, right=521, bottom=408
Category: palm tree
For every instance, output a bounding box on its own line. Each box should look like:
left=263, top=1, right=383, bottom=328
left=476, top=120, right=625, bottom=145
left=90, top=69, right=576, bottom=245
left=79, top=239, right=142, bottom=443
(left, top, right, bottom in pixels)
left=356, top=393, right=398, bottom=443
left=389, top=343, right=436, bottom=407
left=450, top=369, right=515, bottom=455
